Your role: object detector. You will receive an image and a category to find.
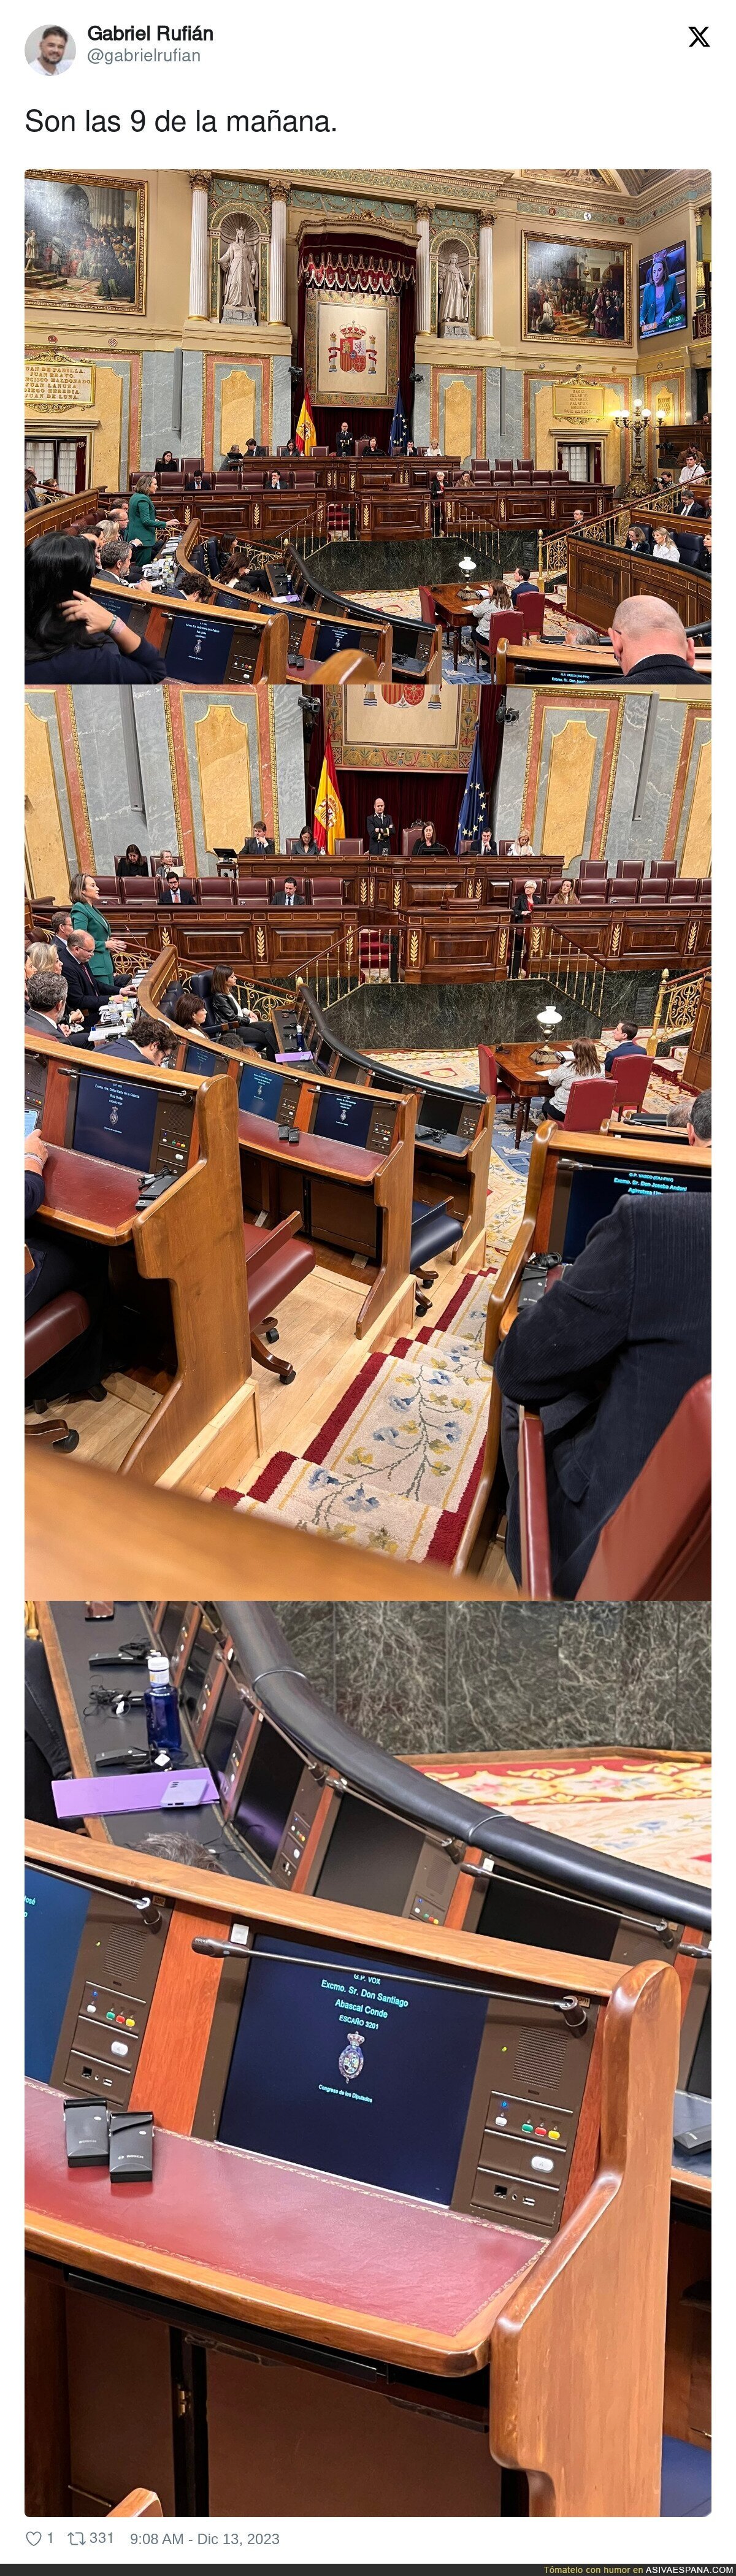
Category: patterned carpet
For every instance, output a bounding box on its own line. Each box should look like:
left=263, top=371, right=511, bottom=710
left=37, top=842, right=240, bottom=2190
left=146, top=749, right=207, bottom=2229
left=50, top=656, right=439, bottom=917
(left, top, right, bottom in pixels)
left=223, top=1301, right=496, bottom=1565
left=412, top=1749, right=711, bottom=1887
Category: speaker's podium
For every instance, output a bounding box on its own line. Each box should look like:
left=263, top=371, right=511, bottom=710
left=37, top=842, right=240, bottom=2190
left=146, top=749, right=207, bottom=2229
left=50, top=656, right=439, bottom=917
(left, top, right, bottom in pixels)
left=26, top=1825, right=680, bottom=2519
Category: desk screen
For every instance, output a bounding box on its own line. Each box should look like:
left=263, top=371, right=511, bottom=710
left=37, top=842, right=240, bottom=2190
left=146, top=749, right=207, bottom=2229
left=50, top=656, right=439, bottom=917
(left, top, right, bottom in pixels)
left=237, top=1062, right=284, bottom=1121
left=205, top=1667, right=248, bottom=1795
left=25, top=1865, right=90, bottom=2083
left=179, top=1622, right=218, bottom=1720
left=232, top=1723, right=304, bottom=1868
left=547, top=1153, right=711, bottom=1262
left=312, top=1089, right=374, bottom=1149
left=183, top=1041, right=226, bottom=1076
left=687, top=1989, right=711, bottom=2099
left=157, top=1603, right=185, bottom=1659
left=164, top=617, right=232, bottom=683
left=72, top=1068, right=158, bottom=1171
left=315, top=1791, right=422, bottom=1917
left=217, top=1933, right=488, bottom=2202
left=416, top=1090, right=463, bottom=1138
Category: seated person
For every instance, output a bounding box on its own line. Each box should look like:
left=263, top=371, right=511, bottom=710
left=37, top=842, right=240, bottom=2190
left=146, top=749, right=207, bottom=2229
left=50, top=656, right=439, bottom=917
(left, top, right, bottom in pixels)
left=510, top=569, right=539, bottom=606
left=119, top=843, right=149, bottom=878
left=272, top=877, right=304, bottom=908
left=604, top=1021, right=648, bottom=1077
left=624, top=523, right=653, bottom=555
left=269, top=470, right=281, bottom=491
left=508, top=829, right=535, bottom=861
left=335, top=421, right=353, bottom=456
left=25, top=467, right=40, bottom=513
left=513, top=875, right=539, bottom=918
left=297, top=824, right=319, bottom=858
left=366, top=436, right=383, bottom=458
left=558, top=878, right=579, bottom=907
left=173, top=993, right=209, bottom=1033
left=546, top=1038, right=601, bottom=1121
left=224, top=444, right=243, bottom=466
left=159, top=867, right=195, bottom=907
left=417, top=820, right=449, bottom=856
left=366, top=796, right=394, bottom=855
left=678, top=447, right=707, bottom=490
left=571, top=508, right=587, bottom=531
left=240, top=822, right=275, bottom=857
left=155, top=448, right=178, bottom=475
left=478, top=827, right=498, bottom=857
left=688, top=1087, right=711, bottom=1149
left=25, top=940, right=59, bottom=990
left=208, top=965, right=250, bottom=1036
left=96, top=1011, right=169, bottom=1065
left=608, top=597, right=707, bottom=684
left=652, top=524, right=680, bottom=562
left=25, top=968, right=72, bottom=1044
left=475, top=583, right=512, bottom=642
left=496, top=1184, right=711, bottom=1595
left=283, top=439, right=297, bottom=459
left=25, top=1130, right=107, bottom=1400
left=696, top=530, right=711, bottom=575
left=99, top=535, right=136, bottom=585
left=25, top=536, right=166, bottom=686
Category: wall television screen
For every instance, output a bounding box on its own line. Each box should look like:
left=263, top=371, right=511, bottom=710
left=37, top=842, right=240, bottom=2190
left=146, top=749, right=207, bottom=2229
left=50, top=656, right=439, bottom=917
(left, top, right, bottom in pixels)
left=638, top=242, right=687, bottom=339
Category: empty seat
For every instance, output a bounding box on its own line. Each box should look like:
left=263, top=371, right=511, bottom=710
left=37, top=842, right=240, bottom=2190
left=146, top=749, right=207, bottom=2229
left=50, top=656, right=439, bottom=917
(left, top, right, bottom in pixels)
left=519, top=1378, right=711, bottom=1601
left=643, top=880, right=672, bottom=905
left=200, top=878, right=232, bottom=902
left=181, top=455, right=204, bottom=476
left=608, top=873, right=643, bottom=904
left=670, top=876, right=701, bottom=902
left=649, top=861, right=676, bottom=881
left=334, top=838, right=364, bottom=859
left=242, top=1212, right=316, bottom=1382
left=518, top=589, right=545, bottom=638
left=611, top=1055, right=652, bottom=1118
left=25, top=1290, right=92, bottom=1453
left=95, top=875, right=120, bottom=901
left=120, top=876, right=153, bottom=902
left=237, top=876, right=270, bottom=905
left=478, top=1045, right=513, bottom=1106
left=309, top=876, right=343, bottom=902
left=410, top=1197, right=464, bottom=1314
left=561, top=1078, right=618, bottom=1133
left=214, top=470, right=240, bottom=489
left=613, top=860, right=643, bottom=883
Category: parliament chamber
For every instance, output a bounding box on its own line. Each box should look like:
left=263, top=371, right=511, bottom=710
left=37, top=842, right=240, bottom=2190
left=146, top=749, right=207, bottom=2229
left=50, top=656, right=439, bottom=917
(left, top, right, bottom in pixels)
left=25, top=1598, right=711, bottom=2519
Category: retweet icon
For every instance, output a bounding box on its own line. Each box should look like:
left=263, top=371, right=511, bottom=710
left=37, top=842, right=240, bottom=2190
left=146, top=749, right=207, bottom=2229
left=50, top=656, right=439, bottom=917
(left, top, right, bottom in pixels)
left=338, top=2031, right=364, bottom=2082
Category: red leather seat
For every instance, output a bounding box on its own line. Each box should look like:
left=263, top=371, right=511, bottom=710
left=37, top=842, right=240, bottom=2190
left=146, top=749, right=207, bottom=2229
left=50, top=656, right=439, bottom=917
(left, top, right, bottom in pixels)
left=121, top=877, right=152, bottom=902
left=561, top=1078, right=618, bottom=1132
left=25, top=1290, right=91, bottom=1452
left=518, top=1379, right=711, bottom=1601
left=478, top=1043, right=513, bottom=1106
left=200, top=878, right=231, bottom=903
left=242, top=1214, right=316, bottom=1383
left=335, top=838, right=363, bottom=859
left=419, top=585, right=437, bottom=627
left=518, top=588, right=545, bottom=638
left=475, top=609, right=523, bottom=673
left=237, top=876, right=271, bottom=905
left=611, top=1056, right=651, bottom=1118
left=309, top=876, right=343, bottom=903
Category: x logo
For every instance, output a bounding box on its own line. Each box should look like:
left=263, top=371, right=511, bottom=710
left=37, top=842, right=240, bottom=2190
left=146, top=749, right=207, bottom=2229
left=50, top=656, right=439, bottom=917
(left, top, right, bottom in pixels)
left=689, top=23, right=709, bottom=39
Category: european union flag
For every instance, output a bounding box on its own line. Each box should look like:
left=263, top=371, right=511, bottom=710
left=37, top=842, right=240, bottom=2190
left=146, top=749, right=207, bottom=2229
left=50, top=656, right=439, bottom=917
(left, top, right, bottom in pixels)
left=455, top=723, right=488, bottom=853
left=389, top=385, right=408, bottom=453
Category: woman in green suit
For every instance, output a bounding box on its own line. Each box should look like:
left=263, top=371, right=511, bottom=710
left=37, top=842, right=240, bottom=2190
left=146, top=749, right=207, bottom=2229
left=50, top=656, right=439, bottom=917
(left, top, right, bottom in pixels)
left=69, top=873, right=127, bottom=995
left=125, top=472, right=161, bottom=566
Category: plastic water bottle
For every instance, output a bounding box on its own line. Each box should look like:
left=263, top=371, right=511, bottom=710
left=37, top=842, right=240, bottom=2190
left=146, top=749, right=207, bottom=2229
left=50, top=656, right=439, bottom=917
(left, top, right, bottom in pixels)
left=144, top=1653, right=182, bottom=1758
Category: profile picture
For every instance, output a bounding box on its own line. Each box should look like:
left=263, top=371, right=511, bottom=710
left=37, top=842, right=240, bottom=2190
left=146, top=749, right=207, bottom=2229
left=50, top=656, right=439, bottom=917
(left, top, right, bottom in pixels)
left=25, top=25, right=75, bottom=75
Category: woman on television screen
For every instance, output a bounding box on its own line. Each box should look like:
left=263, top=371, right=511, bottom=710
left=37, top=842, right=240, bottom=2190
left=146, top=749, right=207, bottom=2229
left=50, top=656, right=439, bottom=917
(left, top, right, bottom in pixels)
left=640, top=250, right=683, bottom=334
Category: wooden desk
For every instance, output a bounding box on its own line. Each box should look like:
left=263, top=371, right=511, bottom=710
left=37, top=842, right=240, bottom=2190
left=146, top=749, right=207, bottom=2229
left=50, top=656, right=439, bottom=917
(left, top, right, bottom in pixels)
left=495, top=1045, right=564, bottom=1149
left=499, top=638, right=711, bottom=685
left=25, top=1823, right=680, bottom=2519
left=431, top=583, right=485, bottom=669
left=25, top=1035, right=259, bottom=1494
left=25, top=488, right=101, bottom=545
left=510, top=1122, right=712, bottom=1268
left=565, top=535, right=712, bottom=640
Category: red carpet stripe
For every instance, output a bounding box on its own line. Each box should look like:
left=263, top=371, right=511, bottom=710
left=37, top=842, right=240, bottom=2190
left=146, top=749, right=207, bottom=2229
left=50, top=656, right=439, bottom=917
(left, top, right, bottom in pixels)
left=245, top=1450, right=296, bottom=1504
left=304, top=1349, right=388, bottom=1464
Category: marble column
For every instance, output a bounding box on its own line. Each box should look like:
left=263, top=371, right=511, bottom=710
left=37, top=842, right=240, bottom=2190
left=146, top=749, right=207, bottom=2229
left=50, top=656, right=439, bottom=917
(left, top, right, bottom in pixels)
left=416, top=201, right=433, bottom=334
left=478, top=209, right=494, bottom=339
left=188, top=172, right=211, bottom=321
left=269, top=185, right=287, bottom=326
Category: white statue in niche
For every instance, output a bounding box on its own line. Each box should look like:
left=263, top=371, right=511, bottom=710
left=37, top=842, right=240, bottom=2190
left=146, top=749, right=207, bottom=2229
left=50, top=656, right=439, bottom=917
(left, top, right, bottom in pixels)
left=219, top=225, right=259, bottom=323
left=438, top=243, right=471, bottom=337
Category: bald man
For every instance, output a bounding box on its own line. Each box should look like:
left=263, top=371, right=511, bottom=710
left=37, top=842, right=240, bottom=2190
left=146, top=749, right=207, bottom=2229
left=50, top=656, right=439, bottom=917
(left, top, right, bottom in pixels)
left=608, top=596, right=709, bottom=685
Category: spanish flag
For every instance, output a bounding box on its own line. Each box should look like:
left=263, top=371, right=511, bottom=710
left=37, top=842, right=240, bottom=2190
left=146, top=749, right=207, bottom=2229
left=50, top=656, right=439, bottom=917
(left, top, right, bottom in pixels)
left=295, top=382, right=316, bottom=456
left=313, top=736, right=345, bottom=856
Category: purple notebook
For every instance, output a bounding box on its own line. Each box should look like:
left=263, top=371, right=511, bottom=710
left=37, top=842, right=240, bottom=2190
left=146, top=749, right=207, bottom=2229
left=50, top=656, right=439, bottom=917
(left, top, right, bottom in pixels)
left=53, top=1768, right=218, bottom=1820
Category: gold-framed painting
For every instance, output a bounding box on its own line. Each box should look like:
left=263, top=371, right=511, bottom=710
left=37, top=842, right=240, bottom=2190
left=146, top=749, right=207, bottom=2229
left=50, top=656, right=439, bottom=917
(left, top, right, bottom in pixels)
left=304, top=287, right=399, bottom=409
left=522, top=232, right=632, bottom=345
left=25, top=173, right=148, bottom=312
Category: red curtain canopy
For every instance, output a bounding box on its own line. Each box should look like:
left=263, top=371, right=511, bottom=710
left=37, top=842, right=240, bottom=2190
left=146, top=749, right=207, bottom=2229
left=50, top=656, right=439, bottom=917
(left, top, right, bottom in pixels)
left=297, top=243, right=414, bottom=296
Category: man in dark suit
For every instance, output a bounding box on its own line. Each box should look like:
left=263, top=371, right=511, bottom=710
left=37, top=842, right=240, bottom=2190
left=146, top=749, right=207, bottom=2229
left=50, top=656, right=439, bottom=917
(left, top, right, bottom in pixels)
left=335, top=421, right=353, bottom=456
left=272, top=879, right=304, bottom=908
left=366, top=797, right=394, bottom=855
left=61, top=930, right=101, bottom=1033
left=608, top=597, right=709, bottom=685
left=240, top=826, right=275, bottom=857
left=159, top=869, right=196, bottom=906
left=510, top=570, right=538, bottom=607
left=604, top=1021, right=648, bottom=1078
left=478, top=829, right=498, bottom=859
left=96, top=1014, right=170, bottom=1065
left=496, top=1186, right=711, bottom=1596
left=25, top=970, right=72, bottom=1043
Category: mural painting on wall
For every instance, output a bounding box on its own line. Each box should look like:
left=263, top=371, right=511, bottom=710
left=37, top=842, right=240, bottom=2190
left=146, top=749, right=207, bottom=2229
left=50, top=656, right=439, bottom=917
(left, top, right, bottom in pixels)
left=523, top=234, right=631, bottom=343
left=306, top=289, right=399, bottom=408
left=25, top=174, right=147, bottom=310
